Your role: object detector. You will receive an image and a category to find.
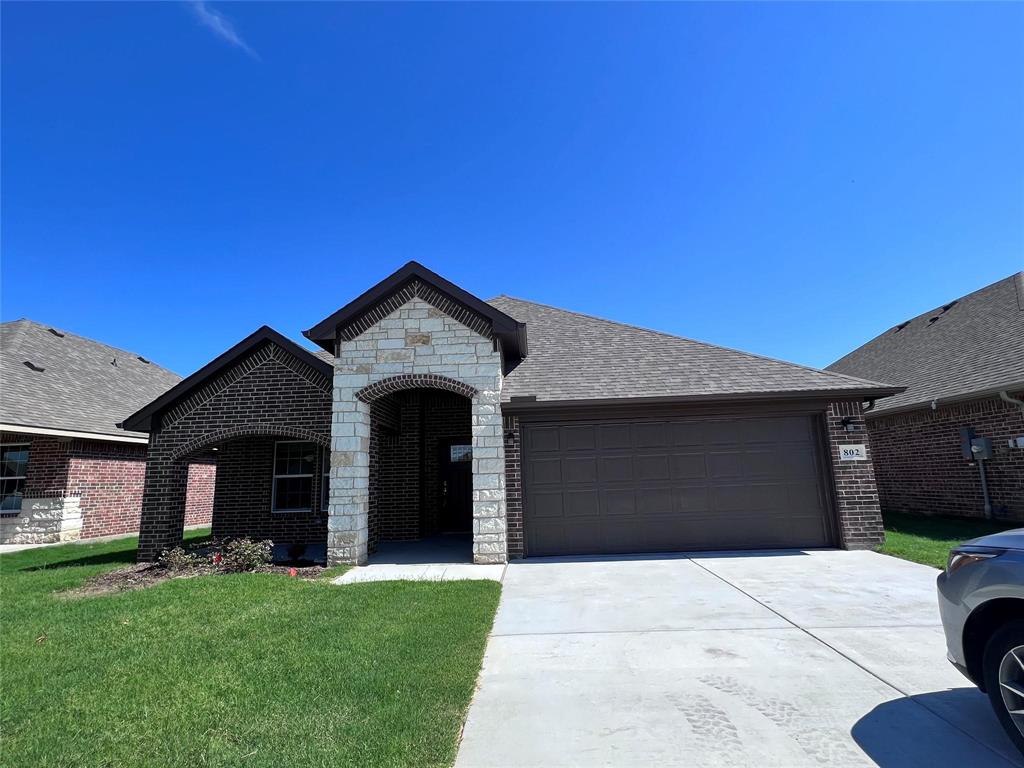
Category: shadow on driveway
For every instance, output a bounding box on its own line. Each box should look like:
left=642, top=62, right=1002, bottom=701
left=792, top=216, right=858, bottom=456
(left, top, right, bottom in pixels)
left=853, top=688, right=1022, bottom=767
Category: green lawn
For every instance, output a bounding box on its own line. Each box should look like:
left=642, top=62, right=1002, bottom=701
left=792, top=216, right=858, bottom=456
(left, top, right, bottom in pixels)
left=879, top=511, right=1021, bottom=569
left=0, top=531, right=500, bottom=768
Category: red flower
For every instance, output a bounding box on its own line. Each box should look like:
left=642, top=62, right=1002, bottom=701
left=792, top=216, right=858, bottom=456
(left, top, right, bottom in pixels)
left=213, top=553, right=223, bottom=565
left=288, top=567, right=298, bottom=577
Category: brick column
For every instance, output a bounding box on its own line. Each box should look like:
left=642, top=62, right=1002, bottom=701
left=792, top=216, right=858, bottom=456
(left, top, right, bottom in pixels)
left=137, top=447, right=190, bottom=561
left=503, top=415, right=524, bottom=559
left=471, top=386, right=507, bottom=564
left=826, top=401, right=885, bottom=549
left=328, top=375, right=371, bottom=566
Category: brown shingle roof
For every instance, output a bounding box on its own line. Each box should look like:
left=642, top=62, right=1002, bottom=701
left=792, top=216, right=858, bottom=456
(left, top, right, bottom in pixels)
left=0, top=319, right=182, bottom=439
left=826, top=272, right=1024, bottom=415
left=487, top=296, right=900, bottom=405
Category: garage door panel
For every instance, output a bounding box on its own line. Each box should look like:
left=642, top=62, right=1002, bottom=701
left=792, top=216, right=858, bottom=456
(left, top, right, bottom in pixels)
left=706, top=451, right=744, bottom=479
left=563, top=425, right=597, bottom=451
left=523, top=414, right=833, bottom=556
left=670, top=452, right=707, bottom=479
left=564, top=457, right=598, bottom=484
left=599, top=455, right=634, bottom=482
left=637, top=487, right=674, bottom=515
left=598, top=424, right=632, bottom=449
left=635, top=454, right=670, bottom=480
left=633, top=422, right=670, bottom=448
left=603, top=489, right=636, bottom=516
left=565, top=490, right=600, bottom=518
left=529, top=457, right=564, bottom=485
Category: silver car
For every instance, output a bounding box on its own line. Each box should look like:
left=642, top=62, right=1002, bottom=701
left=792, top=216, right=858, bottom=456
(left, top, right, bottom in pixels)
left=938, top=529, right=1024, bottom=755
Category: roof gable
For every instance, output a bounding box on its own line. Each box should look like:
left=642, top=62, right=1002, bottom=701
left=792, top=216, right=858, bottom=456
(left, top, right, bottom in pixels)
left=826, top=272, right=1024, bottom=414
left=0, top=319, right=182, bottom=439
left=120, top=326, right=332, bottom=433
left=488, top=296, right=902, bottom=407
left=303, top=261, right=526, bottom=368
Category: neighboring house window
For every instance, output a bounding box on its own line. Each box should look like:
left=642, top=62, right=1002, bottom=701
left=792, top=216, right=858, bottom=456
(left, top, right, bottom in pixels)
left=321, top=448, right=330, bottom=512
left=1, top=443, right=30, bottom=513
left=272, top=441, right=315, bottom=513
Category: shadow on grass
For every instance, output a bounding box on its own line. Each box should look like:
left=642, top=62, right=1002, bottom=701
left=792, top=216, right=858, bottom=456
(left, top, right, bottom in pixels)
left=883, top=512, right=1020, bottom=542
left=9, top=534, right=212, bottom=573
left=18, top=549, right=142, bottom=571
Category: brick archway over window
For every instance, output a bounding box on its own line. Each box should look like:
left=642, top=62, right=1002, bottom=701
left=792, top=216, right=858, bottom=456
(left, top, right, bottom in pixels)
left=168, top=424, right=330, bottom=462
left=355, top=374, right=478, bottom=404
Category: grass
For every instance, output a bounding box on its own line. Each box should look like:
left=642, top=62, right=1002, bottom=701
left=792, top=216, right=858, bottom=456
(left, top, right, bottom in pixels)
left=879, top=511, right=1020, bottom=569
left=0, top=531, right=500, bottom=768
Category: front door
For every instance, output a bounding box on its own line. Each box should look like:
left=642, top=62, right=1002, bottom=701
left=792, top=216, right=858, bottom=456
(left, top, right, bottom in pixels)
left=440, top=440, right=473, bottom=533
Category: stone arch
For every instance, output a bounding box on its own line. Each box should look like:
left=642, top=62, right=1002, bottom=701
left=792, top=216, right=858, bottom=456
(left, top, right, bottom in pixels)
left=168, top=424, right=330, bottom=462
left=355, top=374, right=478, bottom=404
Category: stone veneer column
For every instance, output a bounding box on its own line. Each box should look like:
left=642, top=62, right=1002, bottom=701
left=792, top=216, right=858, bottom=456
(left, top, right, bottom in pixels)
left=327, top=298, right=507, bottom=566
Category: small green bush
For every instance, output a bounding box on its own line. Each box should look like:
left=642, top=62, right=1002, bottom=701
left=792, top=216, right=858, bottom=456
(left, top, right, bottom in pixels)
left=218, top=538, right=273, bottom=573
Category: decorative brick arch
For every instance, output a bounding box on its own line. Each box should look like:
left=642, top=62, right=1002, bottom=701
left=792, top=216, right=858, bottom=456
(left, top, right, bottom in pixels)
left=168, top=424, right=330, bottom=462
left=355, top=374, right=478, bottom=404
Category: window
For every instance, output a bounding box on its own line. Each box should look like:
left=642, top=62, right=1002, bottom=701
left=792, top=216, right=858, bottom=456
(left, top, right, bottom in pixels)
left=321, top=448, right=330, bottom=511
left=272, top=441, right=315, bottom=512
left=1, top=443, right=30, bottom=513
left=450, top=444, right=472, bottom=463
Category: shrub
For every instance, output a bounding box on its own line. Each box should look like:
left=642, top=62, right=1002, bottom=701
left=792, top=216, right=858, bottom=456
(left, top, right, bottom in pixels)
left=218, top=538, right=273, bottom=573
left=158, top=547, right=203, bottom=570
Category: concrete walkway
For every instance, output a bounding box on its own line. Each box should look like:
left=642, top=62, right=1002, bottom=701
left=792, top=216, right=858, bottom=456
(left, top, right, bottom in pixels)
left=333, top=534, right=505, bottom=584
left=456, top=549, right=1023, bottom=768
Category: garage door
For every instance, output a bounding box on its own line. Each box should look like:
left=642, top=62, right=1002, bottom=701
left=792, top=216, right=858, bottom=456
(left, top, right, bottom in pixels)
left=522, top=414, right=834, bottom=556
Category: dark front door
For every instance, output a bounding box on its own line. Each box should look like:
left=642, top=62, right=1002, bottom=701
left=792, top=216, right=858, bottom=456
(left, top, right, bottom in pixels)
left=440, top=440, right=473, bottom=533
left=522, top=413, right=835, bottom=557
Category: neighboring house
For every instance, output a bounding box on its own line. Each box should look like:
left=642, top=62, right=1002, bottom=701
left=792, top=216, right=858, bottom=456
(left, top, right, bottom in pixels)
left=0, top=319, right=215, bottom=544
left=828, top=273, right=1024, bottom=520
left=123, top=262, right=902, bottom=566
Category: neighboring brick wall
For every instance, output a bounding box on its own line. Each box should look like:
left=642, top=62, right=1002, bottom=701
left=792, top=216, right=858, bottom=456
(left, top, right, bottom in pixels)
left=867, top=392, right=1024, bottom=520
left=137, top=341, right=332, bottom=561
left=210, top=438, right=325, bottom=544
left=826, top=401, right=885, bottom=549
left=71, top=442, right=148, bottom=539
left=184, top=459, right=216, bottom=527
left=503, top=414, right=523, bottom=558
left=1, top=432, right=214, bottom=544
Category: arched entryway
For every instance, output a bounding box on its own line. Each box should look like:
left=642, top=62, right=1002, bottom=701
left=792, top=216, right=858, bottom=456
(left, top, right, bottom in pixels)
left=362, top=381, right=474, bottom=563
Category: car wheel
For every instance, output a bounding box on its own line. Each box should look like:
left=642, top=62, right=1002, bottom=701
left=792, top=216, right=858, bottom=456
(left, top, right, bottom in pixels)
left=983, top=619, right=1024, bottom=755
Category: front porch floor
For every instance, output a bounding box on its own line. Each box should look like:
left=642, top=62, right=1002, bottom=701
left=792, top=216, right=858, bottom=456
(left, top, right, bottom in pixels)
left=333, top=534, right=506, bottom=583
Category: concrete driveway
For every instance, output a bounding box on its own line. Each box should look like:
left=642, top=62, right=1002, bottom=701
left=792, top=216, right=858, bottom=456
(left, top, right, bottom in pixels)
left=456, top=550, right=1023, bottom=768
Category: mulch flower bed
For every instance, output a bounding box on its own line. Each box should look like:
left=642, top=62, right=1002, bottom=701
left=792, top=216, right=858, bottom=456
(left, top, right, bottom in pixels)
left=59, top=538, right=329, bottom=598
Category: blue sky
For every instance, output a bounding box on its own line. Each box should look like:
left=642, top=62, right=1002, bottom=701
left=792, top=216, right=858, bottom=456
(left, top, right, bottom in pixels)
left=2, top=2, right=1021, bottom=376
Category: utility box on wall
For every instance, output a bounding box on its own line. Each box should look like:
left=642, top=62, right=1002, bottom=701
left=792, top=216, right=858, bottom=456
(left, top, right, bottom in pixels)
left=970, top=437, right=995, bottom=461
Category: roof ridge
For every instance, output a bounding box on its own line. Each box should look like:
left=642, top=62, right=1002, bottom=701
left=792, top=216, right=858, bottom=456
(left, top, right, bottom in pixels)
left=891, top=271, right=1023, bottom=329
left=3, top=318, right=180, bottom=377
left=489, top=295, right=895, bottom=390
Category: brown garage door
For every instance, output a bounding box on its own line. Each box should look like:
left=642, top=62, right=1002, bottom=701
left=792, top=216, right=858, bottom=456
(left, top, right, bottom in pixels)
left=522, top=413, right=834, bottom=557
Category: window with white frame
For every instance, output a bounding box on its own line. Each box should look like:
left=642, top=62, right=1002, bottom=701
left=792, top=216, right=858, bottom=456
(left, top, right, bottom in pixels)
left=1, top=443, right=30, bottom=513
left=321, top=448, right=330, bottom=512
left=272, top=441, right=315, bottom=512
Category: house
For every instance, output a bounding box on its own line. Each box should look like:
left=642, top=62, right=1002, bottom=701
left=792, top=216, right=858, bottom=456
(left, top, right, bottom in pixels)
left=827, top=272, right=1024, bottom=520
left=123, top=262, right=903, bottom=565
left=0, top=319, right=215, bottom=545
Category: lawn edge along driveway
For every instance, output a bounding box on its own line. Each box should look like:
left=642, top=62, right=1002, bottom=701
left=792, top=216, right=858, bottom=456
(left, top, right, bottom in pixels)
left=879, top=511, right=1020, bottom=569
left=1, top=532, right=500, bottom=768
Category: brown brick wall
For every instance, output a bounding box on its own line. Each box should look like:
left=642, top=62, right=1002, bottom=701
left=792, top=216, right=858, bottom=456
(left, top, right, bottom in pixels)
left=2, top=432, right=214, bottom=539
left=503, top=414, right=523, bottom=558
left=210, top=438, right=326, bottom=544
left=826, top=401, right=885, bottom=549
left=137, top=341, right=332, bottom=561
left=866, top=392, right=1024, bottom=520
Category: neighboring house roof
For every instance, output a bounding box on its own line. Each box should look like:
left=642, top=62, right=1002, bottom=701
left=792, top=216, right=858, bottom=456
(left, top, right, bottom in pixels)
left=0, top=319, right=183, bottom=442
left=826, top=272, right=1024, bottom=415
left=121, top=326, right=333, bottom=433
left=487, top=296, right=901, bottom=407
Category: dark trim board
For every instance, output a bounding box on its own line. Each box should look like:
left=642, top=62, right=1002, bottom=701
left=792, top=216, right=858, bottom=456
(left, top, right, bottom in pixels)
left=517, top=405, right=840, bottom=558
